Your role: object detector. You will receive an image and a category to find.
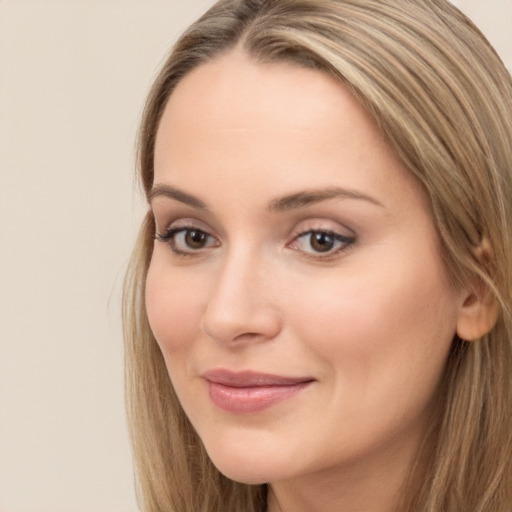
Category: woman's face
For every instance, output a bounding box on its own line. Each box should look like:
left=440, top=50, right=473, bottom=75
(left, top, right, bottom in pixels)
left=146, top=50, right=465, bottom=488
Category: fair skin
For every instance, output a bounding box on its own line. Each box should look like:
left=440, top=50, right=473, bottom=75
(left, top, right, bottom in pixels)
left=146, top=50, right=472, bottom=512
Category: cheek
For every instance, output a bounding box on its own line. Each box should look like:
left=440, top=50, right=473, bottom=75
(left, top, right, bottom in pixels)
left=287, top=255, right=459, bottom=391
left=145, top=253, right=206, bottom=356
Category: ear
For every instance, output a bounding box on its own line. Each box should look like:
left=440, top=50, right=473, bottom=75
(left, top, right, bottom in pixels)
left=456, top=241, right=500, bottom=341
left=456, top=286, right=499, bottom=341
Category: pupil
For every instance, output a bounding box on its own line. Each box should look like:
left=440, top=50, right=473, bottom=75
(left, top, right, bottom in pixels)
left=186, top=230, right=207, bottom=248
left=311, top=232, right=334, bottom=252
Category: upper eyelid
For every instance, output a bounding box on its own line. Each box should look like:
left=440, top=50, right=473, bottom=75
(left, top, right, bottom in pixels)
left=156, top=216, right=214, bottom=233
left=295, top=229, right=354, bottom=240
left=290, top=219, right=356, bottom=238
left=159, top=225, right=218, bottom=243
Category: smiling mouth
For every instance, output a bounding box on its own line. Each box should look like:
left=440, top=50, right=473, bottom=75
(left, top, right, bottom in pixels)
left=202, top=369, right=315, bottom=414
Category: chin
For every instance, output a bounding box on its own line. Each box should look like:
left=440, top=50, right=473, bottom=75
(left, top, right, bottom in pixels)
left=212, top=461, right=272, bottom=485
left=204, top=445, right=289, bottom=485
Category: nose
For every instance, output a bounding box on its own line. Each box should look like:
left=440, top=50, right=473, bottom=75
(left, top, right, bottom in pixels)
left=200, top=252, right=282, bottom=346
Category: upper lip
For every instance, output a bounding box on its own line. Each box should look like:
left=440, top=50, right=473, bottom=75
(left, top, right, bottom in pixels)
left=202, top=369, right=315, bottom=388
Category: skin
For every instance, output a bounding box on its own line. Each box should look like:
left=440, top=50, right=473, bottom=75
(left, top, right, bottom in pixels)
left=145, top=49, right=469, bottom=512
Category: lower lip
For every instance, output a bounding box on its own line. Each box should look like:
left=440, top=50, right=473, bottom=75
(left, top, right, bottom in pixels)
left=207, top=381, right=312, bottom=414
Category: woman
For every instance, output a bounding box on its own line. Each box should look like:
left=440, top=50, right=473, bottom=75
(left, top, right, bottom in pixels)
left=123, top=1, right=512, bottom=510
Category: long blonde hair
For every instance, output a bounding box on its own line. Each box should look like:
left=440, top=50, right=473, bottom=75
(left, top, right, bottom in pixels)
left=123, top=1, right=512, bottom=510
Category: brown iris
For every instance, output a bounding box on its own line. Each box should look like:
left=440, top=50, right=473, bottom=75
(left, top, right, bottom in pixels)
left=185, top=229, right=209, bottom=249
left=310, top=232, right=336, bottom=252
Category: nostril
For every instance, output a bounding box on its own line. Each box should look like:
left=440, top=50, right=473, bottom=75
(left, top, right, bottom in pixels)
left=232, top=332, right=265, bottom=342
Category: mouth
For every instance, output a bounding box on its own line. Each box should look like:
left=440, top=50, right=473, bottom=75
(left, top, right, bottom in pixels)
left=202, top=369, right=315, bottom=414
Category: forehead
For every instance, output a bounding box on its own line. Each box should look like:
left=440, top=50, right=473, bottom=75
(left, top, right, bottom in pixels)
left=153, top=49, right=424, bottom=216
left=155, top=48, right=386, bottom=160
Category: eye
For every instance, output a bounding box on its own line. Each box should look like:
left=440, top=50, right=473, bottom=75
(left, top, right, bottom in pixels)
left=156, top=227, right=218, bottom=255
left=290, top=230, right=355, bottom=256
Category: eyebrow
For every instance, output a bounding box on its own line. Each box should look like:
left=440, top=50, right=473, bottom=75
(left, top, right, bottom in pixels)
left=268, top=187, right=384, bottom=211
left=148, top=183, right=384, bottom=211
left=148, top=184, right=208, bottom=210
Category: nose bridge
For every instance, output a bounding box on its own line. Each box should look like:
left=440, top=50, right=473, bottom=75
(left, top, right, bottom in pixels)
left=200, top=244, right=281, bottom=345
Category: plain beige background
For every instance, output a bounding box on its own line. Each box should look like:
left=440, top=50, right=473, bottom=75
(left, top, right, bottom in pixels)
left=0, top=1, right=510, bottom=511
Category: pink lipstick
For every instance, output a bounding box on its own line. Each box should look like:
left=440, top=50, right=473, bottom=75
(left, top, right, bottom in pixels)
left=202, top=369, right=314, bottom=414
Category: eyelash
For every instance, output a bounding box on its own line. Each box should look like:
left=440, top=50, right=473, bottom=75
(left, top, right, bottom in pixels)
left=155, top=225, right=356, bottom=260
left=155, top=227, right=219, bottom=256
left=290, top=230, right=355, bottom=260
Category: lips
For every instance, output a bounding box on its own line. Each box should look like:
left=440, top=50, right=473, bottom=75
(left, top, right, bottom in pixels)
left=202, top=369, right=314, bottom=414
